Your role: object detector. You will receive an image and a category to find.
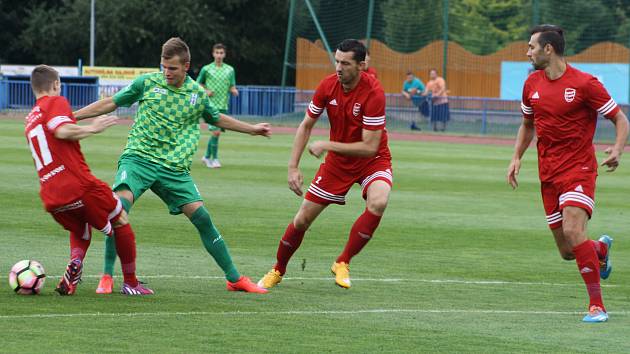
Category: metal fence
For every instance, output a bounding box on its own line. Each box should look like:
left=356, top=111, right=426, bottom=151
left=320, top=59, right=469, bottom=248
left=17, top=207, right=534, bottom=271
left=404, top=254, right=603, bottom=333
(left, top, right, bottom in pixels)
left=1, top=79, right=626, bottom=142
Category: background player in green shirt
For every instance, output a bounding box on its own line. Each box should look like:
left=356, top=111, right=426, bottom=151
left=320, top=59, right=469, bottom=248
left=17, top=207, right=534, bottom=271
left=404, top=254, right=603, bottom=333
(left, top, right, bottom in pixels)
left=74, top=37, right=270, bottom=294
left=197, top=43, right=239, bottom=168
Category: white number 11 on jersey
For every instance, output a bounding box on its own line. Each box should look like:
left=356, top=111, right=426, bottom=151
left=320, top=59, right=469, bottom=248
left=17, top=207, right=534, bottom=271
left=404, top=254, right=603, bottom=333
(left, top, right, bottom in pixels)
left=28, top=124, right=53, bottom=171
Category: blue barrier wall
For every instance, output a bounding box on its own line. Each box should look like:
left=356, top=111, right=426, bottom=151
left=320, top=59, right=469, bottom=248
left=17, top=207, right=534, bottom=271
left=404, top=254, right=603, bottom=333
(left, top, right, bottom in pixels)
left=0, top=75, right=99, bottom=109
left=1, top=80, right=626, bottom=141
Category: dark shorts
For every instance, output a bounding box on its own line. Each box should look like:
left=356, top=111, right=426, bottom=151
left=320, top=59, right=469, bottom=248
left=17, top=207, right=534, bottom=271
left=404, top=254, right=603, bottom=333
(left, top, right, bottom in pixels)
left=430, top=103, right=450, bottom=122
left=113, top=154, right=202, bottom=215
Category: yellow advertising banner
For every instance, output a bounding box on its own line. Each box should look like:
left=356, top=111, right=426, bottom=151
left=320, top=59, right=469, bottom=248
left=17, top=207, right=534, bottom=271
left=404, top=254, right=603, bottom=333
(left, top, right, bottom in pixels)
left=83, top=66, right=158, bottom=84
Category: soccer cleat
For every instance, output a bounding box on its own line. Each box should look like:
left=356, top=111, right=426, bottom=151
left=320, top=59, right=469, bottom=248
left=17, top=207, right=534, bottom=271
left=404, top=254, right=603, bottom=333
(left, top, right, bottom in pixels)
left=257, top=269, right=283, bottom=289
left=120, top=282, right=154, bottom=295
left=55, top=259, right=83, bottom=296
left=201, top=156, right=213, bottom=168
left=227, top=276, right=268, bottom=294
left=582, top=305, right=608, bottom=323
left=331, top=262, right=351, bottom=289
left=96, top=274, right=114, bottom=294
left=212, top=159, right=222, bottom=168
left=598, top=235, right=613, bottom=280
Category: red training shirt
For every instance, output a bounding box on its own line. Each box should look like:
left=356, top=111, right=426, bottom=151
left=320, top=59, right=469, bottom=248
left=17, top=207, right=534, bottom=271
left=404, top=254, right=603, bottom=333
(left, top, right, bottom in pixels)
left=307, top=71, right=391, bottom=174
left=24, top=96, right=99, bottom=210
left=521, top=64, right=620, bottom=181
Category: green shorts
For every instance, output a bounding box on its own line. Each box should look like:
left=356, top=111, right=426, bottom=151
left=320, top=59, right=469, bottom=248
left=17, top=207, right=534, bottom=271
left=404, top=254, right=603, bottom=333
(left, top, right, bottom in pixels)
left=113, top=154, right=202, bottom=215
left=208, top=109, right=228, bottom=132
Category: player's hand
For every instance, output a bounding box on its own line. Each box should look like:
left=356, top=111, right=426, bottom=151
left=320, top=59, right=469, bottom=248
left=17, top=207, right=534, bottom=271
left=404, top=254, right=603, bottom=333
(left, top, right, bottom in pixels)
left=507, top=157, right=521, bottom=189
left=601, top=146, right=622, bottom=172
left=308, top=141, right=327, bottom=158
left=288, top=167, right=304, bottom=196
left=90, top=115, right=118, bottom=134
left=206, top=89, right=214, bottom=97
left=251, top=123, right=271, bottom=137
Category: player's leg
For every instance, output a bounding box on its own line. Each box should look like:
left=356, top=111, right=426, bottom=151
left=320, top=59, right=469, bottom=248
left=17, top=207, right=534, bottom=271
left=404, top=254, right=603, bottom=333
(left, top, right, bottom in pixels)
left=98, top=155, right=153, bottom=293
left=333, top=167, right=393, bottom=289
left=258, top=200, right=327, bottom=289
left=50, top=207, right=90, bottom=295
left=155, top=168, right=266, bottom=293
left=182, top=201, right=266, bottom=293
left=210, top=129, right=221, bottom=167
left=110, top=211, right=153, bottom=295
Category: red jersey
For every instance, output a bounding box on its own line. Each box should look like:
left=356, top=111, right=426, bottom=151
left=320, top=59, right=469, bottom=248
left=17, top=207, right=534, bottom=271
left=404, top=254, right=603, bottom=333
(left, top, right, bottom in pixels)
left=24, top=96, right=99, bottom=210
left=365, top=67, right=378, bottom=79
left=521, top=64, right=620, bottom=181
left=307, top=71, right=391, bottom=174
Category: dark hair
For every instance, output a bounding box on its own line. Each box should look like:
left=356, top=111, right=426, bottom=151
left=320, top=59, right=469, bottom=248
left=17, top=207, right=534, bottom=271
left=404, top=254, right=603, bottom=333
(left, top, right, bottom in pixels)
left=162, top=37, right=190, bottom=64
left=406, top=70, right=414, bottom=76
left=30, top=65, right=59, bottom=93
left=213, top=43, right=226, bottom=51
left=336, top=39, right=366, bottom=63
left=530, top=24, right=565, bottom=56
left=429, top=68, right=438, bottom=74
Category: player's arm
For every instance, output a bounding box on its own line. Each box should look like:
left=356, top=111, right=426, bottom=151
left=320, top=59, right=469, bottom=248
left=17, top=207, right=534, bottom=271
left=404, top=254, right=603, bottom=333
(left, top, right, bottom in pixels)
left=54, top=116, right=118, bottom=141
left=229, top=85, right=239, bottom=97
left=197, top=67, right=213, bottom=97
left=601, top=110, right=629, bottom=172
left=308, top=129, right=381, bottom=158
left=213, top=113, right=270, bottom=137
left=74, top=97, right=118, bottom=120
left=288, top=114, right=318, bottom=196
left=507, top=117, right=535, bottom=189
left=229, top=69, right=238, bottom=96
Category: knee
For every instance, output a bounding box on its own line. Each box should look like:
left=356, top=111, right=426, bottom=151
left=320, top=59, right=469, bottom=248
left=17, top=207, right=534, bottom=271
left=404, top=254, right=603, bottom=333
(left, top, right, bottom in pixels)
left=292, top=214, right=312, bottom=231
left=367, top=196, right=388, bottom=215
left=559, top=251, right=575, bottom=261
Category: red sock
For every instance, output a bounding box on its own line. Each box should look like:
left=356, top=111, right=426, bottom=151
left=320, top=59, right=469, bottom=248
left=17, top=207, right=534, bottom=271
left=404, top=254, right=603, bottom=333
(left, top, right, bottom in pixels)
left=274, top=223, right=306, bottom=275
left=336, top=209, right=382, bottom=264
left=69, top=231, right=91, bottom=262
left=113, top=224, right=138, bottom=287
left=573, top=240, right=604, bottom=310
left=593, top=240, right=608, bottom=260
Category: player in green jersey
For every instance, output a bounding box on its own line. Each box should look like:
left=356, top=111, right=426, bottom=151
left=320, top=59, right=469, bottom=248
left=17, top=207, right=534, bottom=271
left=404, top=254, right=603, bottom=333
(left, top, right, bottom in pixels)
left=74, top=37, right=270, bottom=294
left=197, top=43, right=239, bottom=168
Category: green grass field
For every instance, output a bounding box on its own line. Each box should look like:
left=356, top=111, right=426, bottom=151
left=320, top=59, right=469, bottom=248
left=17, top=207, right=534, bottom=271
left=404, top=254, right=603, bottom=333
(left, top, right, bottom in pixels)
left=1, top=118, right=629, bottom=353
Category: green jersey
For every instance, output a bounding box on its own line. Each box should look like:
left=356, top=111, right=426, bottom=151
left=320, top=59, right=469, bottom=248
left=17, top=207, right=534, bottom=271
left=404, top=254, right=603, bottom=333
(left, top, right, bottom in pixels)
left=113, top=72, right=220, bottom=172
left=197, top=62, right=236, bottom=111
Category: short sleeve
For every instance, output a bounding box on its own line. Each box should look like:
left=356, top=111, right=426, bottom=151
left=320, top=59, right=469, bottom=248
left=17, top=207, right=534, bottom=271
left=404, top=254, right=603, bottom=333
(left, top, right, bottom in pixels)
left=520, top=80, right=534, bottom=119
left=113, top=75, right=146, bottom=107
left=585, top=77, right=619, bottom=119
left=307, top=79, right=328, bottom=119
left=362, top=88, right=386, bottom=130
left=201, top=94, right=220, bottom=124
left=45, top=96, right=76, bottom=133
left=229, top=67, right=236, bottom=87
left=196, top=66, right=207, bottom=85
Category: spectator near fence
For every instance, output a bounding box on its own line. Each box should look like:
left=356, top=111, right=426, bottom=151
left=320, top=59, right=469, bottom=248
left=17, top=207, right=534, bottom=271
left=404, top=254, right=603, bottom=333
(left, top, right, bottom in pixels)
left=402, top=71, right=426, bottom=130
left=424, top=68, right=450, bottom=132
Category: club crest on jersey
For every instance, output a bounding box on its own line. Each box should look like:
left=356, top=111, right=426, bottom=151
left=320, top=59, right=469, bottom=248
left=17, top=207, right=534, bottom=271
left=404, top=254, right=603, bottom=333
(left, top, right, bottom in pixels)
left=564, top=88, right=576, bottom=103
left=190, top=93, right=198, bottom=105
left=352, top=103, right=361, bottom=116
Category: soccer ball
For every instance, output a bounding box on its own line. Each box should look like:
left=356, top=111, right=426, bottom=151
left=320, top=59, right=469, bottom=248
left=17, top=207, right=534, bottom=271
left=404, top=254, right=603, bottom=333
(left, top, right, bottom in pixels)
left=8, top=260, right=46, bottom=295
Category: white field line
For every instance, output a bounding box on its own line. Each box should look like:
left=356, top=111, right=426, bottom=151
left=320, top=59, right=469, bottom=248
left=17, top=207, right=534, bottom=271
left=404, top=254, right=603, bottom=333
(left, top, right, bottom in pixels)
left=45, top=274, right=622, bottom=288
left=0, top=308, right=628, bottom=320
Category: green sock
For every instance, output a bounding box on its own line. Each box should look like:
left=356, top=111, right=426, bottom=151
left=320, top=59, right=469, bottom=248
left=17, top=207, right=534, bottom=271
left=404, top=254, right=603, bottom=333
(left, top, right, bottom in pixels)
left=190, top=206, right=240, bottom=282
left=210, top=136, right=219, bottom=159
left=205, top=137, right=213, bottom=159
left=103, top=197, right=132, bottom=276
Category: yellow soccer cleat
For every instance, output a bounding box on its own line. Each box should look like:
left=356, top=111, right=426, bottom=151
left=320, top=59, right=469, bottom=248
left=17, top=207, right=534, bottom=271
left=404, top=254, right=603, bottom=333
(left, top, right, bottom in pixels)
left=331, top=262, right=351, bottom=289
left=257, top=269, right=283, bottom=289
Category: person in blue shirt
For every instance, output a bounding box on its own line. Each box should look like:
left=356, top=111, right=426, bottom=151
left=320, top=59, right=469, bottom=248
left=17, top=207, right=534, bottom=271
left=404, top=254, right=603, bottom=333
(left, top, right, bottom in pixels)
left=402, top=71, right=426, bottom=130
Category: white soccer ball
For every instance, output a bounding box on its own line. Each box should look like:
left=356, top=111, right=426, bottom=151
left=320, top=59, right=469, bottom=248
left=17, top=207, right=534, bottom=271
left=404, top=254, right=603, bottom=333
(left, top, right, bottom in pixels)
left=8, top=260, right=46, bottom=295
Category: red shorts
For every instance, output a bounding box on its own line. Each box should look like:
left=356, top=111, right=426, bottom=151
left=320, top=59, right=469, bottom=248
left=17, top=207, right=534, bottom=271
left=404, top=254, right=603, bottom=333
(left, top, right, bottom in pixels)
left=305, top=158, right=393, bottom=205
left=541, top=172, right=596, bottom=229
left=49, top=180, right=123, bottom=240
